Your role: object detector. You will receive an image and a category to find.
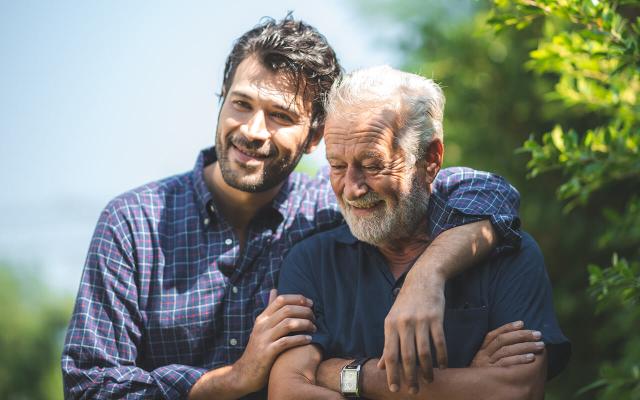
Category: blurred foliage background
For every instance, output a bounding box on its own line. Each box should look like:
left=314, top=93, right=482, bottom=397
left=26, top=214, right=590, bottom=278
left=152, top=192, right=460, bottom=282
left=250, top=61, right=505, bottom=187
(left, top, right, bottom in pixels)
left=2, top=0, right=638, bottom=398
left=352, top=0, right=639, bottom=398
left=0, top=265, right=71, bottom=400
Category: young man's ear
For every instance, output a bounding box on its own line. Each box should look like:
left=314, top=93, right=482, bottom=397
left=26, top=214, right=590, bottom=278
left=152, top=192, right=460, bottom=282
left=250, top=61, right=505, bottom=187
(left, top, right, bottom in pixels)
left=305, top=124, right=324, bottom=154
left=424, top=139, right=443, bottom=184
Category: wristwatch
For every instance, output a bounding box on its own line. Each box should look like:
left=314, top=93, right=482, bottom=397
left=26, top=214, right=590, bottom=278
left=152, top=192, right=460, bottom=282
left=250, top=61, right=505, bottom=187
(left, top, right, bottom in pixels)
left=340, top=357, right=370, bottom=398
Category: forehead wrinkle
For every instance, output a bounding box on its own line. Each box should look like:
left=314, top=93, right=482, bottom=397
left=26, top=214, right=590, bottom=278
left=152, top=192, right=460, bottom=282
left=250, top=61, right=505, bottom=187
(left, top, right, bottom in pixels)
left=326, top=122, right=397, bottom=162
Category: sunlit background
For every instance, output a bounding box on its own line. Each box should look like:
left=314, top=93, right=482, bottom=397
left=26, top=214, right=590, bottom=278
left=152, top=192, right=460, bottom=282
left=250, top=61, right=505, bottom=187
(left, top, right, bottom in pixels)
left=0, top=2, right=400, bottom=396
left=2, top=1, right=638, bottom=399
left=0, top=0, right=399, bottom=294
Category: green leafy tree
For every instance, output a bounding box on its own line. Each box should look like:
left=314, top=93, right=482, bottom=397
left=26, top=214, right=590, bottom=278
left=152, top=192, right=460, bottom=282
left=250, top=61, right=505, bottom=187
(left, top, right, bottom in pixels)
left=488, top=1, right=640, bottom=398
left=355, top=0, right=638, bottom=398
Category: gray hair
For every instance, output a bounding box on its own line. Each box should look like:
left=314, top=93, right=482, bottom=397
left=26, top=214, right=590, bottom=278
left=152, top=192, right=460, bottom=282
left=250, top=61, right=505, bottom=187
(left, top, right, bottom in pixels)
left=324, top=65, right=445, bottom=165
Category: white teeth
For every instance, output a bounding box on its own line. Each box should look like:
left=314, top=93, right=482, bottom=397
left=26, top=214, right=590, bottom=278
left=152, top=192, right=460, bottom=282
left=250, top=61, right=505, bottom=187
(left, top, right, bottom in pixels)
left=234, top=145, right=267, bottom=158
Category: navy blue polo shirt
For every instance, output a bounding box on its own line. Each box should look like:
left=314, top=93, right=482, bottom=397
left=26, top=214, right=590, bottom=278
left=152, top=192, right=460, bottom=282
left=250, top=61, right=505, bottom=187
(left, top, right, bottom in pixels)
left=278, top=225, right=571, bottom=379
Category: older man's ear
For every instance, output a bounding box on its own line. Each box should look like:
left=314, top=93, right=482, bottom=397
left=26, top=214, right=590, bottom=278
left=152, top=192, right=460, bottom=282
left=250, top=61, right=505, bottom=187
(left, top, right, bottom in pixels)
left=422, top=139, right=444, bottom=185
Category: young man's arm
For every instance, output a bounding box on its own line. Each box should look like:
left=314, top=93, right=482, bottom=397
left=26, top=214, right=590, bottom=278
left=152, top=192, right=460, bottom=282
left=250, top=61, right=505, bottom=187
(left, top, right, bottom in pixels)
left=189, top=290, right=315, bottom=400
left=382, top=168, right=521, bottom=390
left=62, top=203, right=316, bottom=400
left=62, top=203, right=205, bottom=399
left=382, top=219, right=494, bottom=390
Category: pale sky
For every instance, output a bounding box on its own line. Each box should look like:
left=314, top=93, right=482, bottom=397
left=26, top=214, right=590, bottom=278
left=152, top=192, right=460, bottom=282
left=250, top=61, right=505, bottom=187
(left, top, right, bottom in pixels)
left=0, top=1, right=398, bottom=293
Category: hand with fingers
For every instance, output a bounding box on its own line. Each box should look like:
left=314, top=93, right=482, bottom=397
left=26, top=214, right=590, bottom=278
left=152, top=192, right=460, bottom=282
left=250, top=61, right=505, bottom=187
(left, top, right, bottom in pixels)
left=470, top=321, right=545, bottom=367
left=377, top=276, right=447, bottom=395
left=232, top=289, right=316, bottom=393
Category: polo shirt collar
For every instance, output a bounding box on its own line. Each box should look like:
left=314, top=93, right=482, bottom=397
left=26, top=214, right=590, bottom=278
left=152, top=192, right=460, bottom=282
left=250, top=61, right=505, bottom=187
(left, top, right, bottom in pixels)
left=333, top=224, right=359, bottom=245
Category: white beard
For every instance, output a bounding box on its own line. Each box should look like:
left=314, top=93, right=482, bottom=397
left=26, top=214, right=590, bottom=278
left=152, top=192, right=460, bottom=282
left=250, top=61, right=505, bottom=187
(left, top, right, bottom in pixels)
left=340, top=175, right=430, bottom=246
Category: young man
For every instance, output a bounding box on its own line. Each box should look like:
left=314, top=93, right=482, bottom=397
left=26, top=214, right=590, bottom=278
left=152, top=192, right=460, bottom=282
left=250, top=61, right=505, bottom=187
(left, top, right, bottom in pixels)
left=62, top=17, right=521, bottom=399
left=271, top=66, right=570, bottom=399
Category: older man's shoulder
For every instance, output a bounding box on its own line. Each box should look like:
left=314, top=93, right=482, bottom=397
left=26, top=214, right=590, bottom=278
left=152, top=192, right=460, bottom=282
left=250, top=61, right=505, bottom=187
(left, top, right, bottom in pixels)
left=288, top=223, right=353, bottom=254
left=487, top=230, right=547, bottom=281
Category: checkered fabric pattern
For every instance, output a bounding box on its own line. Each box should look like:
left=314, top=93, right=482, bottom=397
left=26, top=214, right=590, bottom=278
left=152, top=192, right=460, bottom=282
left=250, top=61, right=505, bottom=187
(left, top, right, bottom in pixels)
left=62, top=147, right=521, bottom=399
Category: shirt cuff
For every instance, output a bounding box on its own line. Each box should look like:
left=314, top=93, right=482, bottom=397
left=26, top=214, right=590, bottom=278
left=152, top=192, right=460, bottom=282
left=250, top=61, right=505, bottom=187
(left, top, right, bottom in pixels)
left=151, top=364, right=208, bottom=400
left=489, top=213, right=522, bottom=253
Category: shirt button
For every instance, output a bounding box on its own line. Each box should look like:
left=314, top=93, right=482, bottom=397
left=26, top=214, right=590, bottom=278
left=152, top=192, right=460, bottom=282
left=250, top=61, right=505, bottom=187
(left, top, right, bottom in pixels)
left=232, top=286, right=238, bottom=294
left=392, top=288, right=401, bottom=297
left=203, top=218, right=210, bottom=226
left=230, top=338, right=238, bottom=346
left=225, top=238, right=233, bottom=245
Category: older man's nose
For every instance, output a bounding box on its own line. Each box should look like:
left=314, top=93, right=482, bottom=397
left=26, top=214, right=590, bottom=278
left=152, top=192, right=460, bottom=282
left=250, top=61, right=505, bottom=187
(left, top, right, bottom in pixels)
left=242, top=110, right=270, bottom=141
left=344, top=166, right=368, bottom=200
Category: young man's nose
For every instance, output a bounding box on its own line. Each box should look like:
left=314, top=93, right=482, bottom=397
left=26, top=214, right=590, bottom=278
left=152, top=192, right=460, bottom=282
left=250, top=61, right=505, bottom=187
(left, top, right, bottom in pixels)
left=242, top=110, right=270, bottom=141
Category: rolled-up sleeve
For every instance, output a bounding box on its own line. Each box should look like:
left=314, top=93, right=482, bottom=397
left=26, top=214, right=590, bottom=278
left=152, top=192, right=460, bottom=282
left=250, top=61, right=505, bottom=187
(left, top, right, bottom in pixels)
left=61, top=202, right=206, bottom=400
left=433, top=167, right=521, bottom=252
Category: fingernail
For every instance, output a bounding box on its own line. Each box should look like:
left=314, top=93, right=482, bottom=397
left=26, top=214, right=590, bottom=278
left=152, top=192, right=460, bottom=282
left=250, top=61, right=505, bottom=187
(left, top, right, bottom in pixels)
left=525, top=353, right=534, bottom=360
left=307, top=299, right=313, bottom=306
left=305, top=335, right=312, bottom=341
left=390, top=384, right=399, bottom=393
left=535, top=341, right=545, bottom=349
left=409, top=387, right=418, bottom=395
left=532, top=331, right=542, bottom=339
left=512, top=321, right=523, bottom=328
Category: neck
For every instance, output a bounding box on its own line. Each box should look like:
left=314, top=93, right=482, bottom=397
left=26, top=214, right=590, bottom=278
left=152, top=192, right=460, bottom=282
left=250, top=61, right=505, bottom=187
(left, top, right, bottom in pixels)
left=377, top=222, right=431, bottom=280
left=205, top=162, right=283, bottom=232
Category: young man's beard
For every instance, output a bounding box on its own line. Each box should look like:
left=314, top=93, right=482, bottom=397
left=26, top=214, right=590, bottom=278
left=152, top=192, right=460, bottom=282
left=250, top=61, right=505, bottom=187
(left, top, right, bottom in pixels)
left=214, top=129, right=311, bottom=193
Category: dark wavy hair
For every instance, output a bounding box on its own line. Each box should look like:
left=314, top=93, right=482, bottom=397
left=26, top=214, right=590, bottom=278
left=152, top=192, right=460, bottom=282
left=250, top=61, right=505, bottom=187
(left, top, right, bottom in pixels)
left=221, top=14, right=342, bottom=132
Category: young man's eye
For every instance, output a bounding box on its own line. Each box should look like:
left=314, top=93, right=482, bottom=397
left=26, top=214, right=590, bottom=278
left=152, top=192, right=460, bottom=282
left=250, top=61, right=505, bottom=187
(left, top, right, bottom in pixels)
left=271, top=112, right=294, bottom=123
left=233, top=100, right=251, bottom=110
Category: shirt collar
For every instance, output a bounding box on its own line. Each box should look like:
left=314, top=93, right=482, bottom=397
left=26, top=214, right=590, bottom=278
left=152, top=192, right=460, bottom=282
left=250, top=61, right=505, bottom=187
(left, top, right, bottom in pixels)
left=334, top=224, right=359, bottom=244
left=191, top=146, right=291, bottom=225
left=192, top=147, right=217, bottom=222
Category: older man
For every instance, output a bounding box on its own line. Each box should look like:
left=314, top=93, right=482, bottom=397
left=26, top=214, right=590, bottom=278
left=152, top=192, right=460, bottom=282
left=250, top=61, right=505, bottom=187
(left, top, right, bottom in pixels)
left=270, top=66, right=570, bottom=399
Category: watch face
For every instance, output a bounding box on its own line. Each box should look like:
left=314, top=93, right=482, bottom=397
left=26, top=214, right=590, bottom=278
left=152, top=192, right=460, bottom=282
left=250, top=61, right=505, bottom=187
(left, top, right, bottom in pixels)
left=341, top=370, right=358, bottom=393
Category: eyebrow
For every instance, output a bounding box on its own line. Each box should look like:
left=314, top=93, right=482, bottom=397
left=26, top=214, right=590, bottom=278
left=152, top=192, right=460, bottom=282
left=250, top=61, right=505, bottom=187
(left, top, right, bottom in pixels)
left=325, top=151, right=386, bottom=163
left=229, top=90, right=301, bottom=117
left=360, top=151, right=385, bottom=161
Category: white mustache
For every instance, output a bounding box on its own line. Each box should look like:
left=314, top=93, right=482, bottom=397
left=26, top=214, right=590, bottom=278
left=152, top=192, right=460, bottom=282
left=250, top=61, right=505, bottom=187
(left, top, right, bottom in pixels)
left=343, top=192, right=383, bottom=209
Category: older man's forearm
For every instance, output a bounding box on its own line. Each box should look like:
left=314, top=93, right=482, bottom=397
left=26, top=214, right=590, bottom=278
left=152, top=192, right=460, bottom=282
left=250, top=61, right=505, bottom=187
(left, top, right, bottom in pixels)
left=317, top=353, right=546, bottom=400
left=269, top=345, right=344, bottom=400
